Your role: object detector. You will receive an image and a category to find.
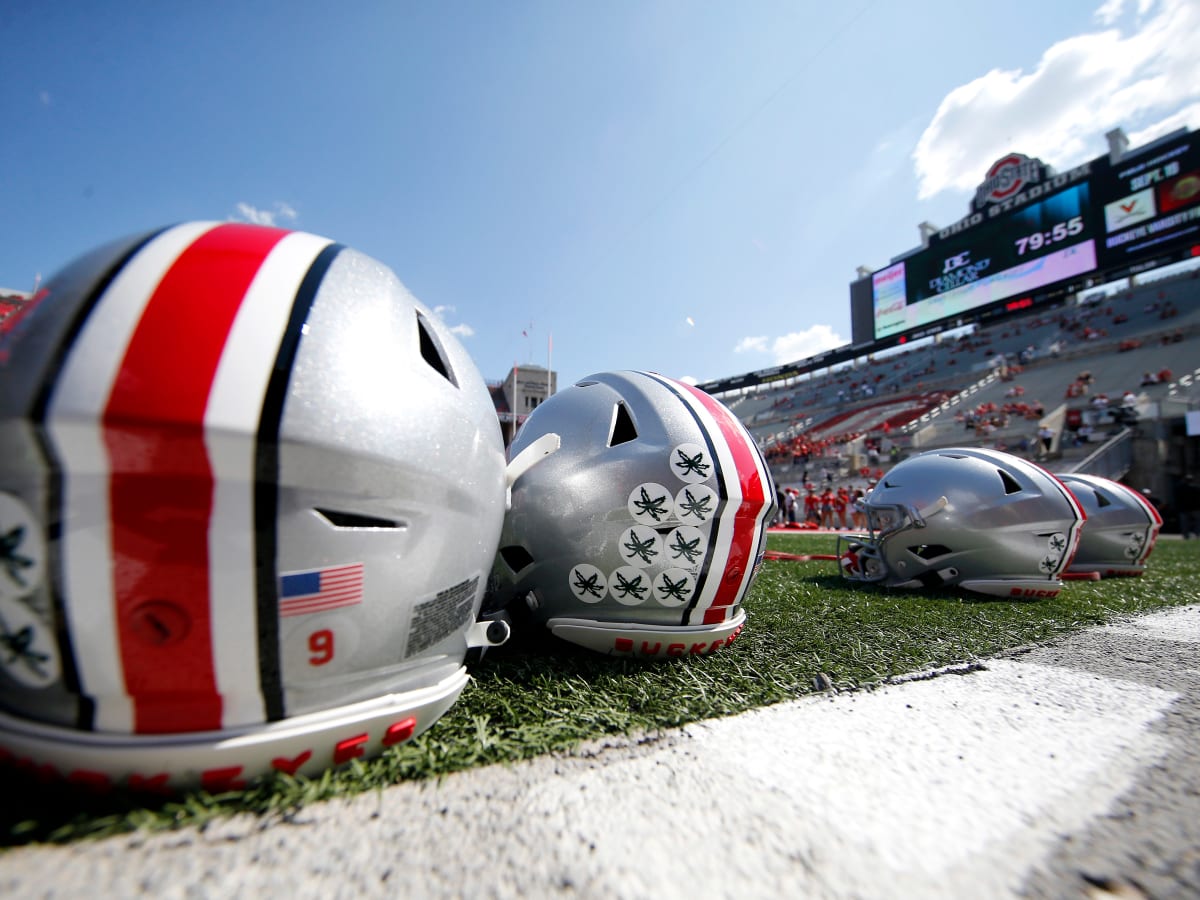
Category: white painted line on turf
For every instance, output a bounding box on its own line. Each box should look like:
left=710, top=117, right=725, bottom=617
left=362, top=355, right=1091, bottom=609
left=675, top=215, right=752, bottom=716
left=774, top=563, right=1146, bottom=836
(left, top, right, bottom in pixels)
left=510, top=658, right=1176, bottom=898
left=1100, top=604, right=1200, bottom=643
left=1, top=606, right=1196, bottom=900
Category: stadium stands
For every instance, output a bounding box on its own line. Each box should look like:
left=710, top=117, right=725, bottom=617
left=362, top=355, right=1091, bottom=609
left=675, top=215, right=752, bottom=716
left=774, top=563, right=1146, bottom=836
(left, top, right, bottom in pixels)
left=725, top=266, right=1200, bottom=527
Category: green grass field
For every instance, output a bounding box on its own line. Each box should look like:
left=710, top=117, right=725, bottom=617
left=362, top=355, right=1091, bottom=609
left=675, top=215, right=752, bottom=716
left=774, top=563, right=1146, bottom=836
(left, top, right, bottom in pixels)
left=2, top=532, right=1196, bottom=847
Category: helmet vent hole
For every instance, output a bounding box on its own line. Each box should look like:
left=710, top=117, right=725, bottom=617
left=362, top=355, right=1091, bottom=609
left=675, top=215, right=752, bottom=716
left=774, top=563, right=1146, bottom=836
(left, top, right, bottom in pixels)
left=416, top=312, right=458, bottom=386
left=910, top=544, right=953, bottom=560
left=1091, top=488, right=1113, bottom=507
left=998, top=470, right=1022, bottom=495
left=316, top=508, right=404, bottom=530
left=499, top=545, right=535, bottom=573
left=608, top=402, right=638, bottom=446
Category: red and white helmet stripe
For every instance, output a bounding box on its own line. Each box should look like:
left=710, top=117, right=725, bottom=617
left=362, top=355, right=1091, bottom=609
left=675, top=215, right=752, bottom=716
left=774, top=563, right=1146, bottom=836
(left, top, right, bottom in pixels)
left=46, top=223, right=334, bottom=735
left=643, top=374, right=773, bottom=626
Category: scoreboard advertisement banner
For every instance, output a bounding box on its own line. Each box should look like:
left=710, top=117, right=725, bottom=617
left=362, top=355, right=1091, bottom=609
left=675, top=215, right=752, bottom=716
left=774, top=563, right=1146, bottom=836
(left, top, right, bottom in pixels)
left=1095, top=133, right=1200, bottom=275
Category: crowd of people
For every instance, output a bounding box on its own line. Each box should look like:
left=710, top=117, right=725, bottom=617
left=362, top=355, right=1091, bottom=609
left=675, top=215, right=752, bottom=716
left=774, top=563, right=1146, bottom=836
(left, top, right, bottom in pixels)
left=775, top=483, right=869, bottom=531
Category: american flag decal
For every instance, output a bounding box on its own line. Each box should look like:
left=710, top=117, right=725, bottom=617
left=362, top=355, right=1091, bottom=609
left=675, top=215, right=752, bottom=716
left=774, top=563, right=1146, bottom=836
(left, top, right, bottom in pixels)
left=279, top=563, right=364, bottom=617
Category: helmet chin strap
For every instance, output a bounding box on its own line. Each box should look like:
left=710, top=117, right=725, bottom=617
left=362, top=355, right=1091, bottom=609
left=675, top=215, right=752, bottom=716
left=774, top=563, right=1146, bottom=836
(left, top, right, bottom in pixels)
left=505, top=432, right=561, bottom=509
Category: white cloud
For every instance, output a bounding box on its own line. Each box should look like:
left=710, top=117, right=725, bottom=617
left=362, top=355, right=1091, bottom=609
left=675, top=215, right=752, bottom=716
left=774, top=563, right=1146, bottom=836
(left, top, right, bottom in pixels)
left=679, top=375, right=700, bottom=386
left=735, top=336, right=769, bottom=354
left=233, top=201, right=299, bottom=226
left=427, top=305, right=474, bottom=338
left=1094, top=0, right=1125, bottom=25
left=38, top=90, right=51, bottom=106
left=914, top=0, right=1200, bottom=200
left=734, top=324, right=845, bottom=364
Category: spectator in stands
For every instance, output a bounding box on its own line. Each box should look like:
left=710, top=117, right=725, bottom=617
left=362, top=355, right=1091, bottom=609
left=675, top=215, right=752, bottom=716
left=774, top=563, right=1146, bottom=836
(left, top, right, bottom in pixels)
left=1121, top=390, right=1137, bottom=409
left=819, top=488, right=835, bottom=530
left=1141, top=371, right=1159, bottom=386
left=1037, top=425, right=1055, bottom=457
left=804, top=489, right=820, bottom=526
left=833, top=488, right=849, bottom=530
left=1158, top=367, right=1173, bottom=383
left=850, top=488, right=866, bottom=530
left=1178, top=476, right=1200, bottom=540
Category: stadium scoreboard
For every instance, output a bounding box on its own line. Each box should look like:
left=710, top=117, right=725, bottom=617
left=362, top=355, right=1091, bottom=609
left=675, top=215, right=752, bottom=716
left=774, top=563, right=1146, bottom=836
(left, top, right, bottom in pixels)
left=856, top=127, right=1200, bottom=349
left=697, top=127, right=1199, bottom=396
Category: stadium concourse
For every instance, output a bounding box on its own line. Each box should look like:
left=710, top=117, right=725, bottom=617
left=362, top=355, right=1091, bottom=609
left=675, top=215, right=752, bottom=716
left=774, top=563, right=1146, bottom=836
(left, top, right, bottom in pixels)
left=723, top=267, right=1200, bottom=532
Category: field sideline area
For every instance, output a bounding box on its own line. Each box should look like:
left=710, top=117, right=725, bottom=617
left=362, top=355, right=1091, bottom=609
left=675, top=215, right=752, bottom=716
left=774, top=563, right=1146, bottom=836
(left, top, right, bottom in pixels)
left=1, top=532, right=1197, bottom=847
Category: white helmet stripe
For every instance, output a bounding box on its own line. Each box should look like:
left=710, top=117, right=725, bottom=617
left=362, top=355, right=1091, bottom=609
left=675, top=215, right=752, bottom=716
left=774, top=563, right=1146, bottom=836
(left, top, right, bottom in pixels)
left=206, top=230, right=334, bottom=728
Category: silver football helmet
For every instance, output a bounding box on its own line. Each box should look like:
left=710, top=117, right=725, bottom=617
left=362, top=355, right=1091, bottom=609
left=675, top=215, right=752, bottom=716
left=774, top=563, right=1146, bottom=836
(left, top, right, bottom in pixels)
left=484, top=371, right=776, bottom=658
left=1058, top=473, right=1161, bottom=577
left=0, top=222, right=507, bottom=791
left=838, top=447, right=1086, bottom=598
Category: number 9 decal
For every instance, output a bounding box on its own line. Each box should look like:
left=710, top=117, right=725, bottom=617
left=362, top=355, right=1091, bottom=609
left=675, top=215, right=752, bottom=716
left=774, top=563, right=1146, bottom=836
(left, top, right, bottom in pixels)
left=309, top=628, right=335, bottom=666
left=283, top=616, right=358, bottom=679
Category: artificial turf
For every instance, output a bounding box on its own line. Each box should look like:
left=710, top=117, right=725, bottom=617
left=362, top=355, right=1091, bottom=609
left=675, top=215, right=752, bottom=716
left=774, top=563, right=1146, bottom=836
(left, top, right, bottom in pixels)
left=1, top=532, right=1196, bottom=846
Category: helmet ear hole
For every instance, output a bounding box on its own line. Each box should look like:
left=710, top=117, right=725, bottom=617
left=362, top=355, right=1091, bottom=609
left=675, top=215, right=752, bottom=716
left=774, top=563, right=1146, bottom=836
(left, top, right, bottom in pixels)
left=608, top=402, right=638, bottom=446
left=998, top=469, right=1022, bottom=495
left=315, top=508, right=403, bottom=529
left=499, top=544, right=535, bottom=574
left=416, top=311, right=457, bottom=386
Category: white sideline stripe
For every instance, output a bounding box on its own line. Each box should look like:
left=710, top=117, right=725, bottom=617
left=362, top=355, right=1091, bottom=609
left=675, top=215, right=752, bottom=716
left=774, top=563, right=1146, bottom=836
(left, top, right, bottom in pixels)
left=506, top=662, right=1176, bottom=897
left=1101, top=606, right=1200, bottom=643
left=2, top=607, right=1195, bottom=899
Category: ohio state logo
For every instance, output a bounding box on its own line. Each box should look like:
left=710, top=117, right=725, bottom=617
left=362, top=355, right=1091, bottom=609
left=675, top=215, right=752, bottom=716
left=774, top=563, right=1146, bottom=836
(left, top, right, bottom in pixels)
left=974, top=154, right=1044, bottom=210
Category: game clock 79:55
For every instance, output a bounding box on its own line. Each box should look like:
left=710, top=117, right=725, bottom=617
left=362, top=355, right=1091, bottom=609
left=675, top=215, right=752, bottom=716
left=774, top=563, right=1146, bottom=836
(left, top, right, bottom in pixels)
left=1014, top=215, right=1085, bottom=256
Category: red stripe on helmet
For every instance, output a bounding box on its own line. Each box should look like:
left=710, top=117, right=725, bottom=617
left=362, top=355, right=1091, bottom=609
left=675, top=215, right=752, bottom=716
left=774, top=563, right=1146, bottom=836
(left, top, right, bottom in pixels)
left=104, top=223, right=290, bottom=734
left=673, top=380, right=767, bottom=624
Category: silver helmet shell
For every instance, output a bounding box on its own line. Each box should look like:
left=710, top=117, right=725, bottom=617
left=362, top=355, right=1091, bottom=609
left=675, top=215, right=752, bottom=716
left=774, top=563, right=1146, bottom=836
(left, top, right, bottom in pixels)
left=487, top=371, right=775, bottom=658
left=838, top=447, right=1086, bottom=598
left=1058, top=473, right=1161, bottom=577
left=0, top=222, right=506, bottom=791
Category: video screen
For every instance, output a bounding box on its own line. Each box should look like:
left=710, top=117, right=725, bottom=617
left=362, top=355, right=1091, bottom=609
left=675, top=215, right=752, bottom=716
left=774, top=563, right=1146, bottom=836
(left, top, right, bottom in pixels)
left=873, top=184, right=1096, bottom=340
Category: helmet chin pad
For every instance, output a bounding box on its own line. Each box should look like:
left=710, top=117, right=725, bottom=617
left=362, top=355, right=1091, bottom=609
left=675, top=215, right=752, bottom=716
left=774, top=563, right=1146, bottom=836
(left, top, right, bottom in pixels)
left=0, top=668, right=470, bottom=792
left=547, top=608, right=747, bottom=659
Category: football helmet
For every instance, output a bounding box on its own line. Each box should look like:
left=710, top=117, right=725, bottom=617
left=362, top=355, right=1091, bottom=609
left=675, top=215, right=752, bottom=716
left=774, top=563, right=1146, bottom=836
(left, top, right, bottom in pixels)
left=837, top=447, right=1085, bottom=598
left=1058, top=473, right=1161, bottom=577
left=483, top=370, right=776, bottom=658
left=0, top=222, right=507, bottom=791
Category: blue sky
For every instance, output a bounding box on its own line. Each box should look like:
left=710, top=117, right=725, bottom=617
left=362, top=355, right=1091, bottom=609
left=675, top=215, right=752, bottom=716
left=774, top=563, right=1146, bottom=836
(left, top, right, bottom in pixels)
left=2, top=0, right=1197, bottom=389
